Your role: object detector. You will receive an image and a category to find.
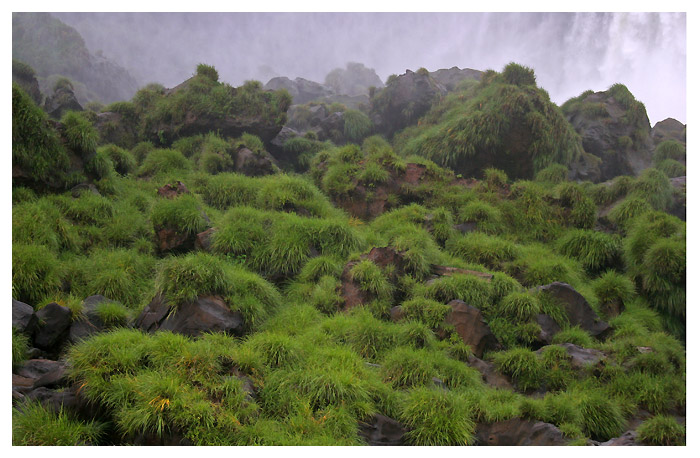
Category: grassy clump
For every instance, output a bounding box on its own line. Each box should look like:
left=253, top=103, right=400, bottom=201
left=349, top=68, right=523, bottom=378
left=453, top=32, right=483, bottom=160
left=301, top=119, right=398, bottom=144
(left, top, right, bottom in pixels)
left=654, top=158, right=686, bottom=178
left=556, top=229, right=622, bottom=275
left=154, top=252, right=280, bottom=327
left=575, top=389, right=625, bottom=441
left=492, top=347, right=542, bottom=391
left=12, top=83, right=71, bottom=187
left=98, top=144, right=137, bottom=176
left=343, top=109, right=373, bottom=144
left=535, top=163, right=569, bottom=184
left=398, top=387, right=476, bottom=445
left=12, top=328, right=29, bottom=368
left=139, top=148, right=192, bottom=176
left=398, top=63, right=583, bottom=180
left=446, top=232, right=519, bottom=270
left=60, top=110, right=99, bottom=156
left=12, top=401, right=106, bottom=446
left=151, top=193, right=208, bottom=235
left=591, top=271, right=636, bottom=309
left=653, top=140, right=685, bottom=163
left=12, top=243, right=62, bottom=305
left=636, top=415, right=685, bottom=445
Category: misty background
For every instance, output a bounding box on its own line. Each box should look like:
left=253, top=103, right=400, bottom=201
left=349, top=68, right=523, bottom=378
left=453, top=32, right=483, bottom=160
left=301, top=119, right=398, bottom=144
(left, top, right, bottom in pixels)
left=53, top=12, right=686, bottom=124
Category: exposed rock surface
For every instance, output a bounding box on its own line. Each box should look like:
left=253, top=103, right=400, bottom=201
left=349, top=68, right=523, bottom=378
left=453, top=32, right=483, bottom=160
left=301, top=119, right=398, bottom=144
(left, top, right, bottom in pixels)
left=535, top=282, right=610, bottom=338
left=68, top=295, right=118, bottom=343
left=565, top=89, right=654, bottom=182
left=475, top=418, right=569, bottom=446
left=44, top=84, right=83, bottom=119
left=445, top=300, right=499, bottom=358
left=157, top=181, right=189, bottom=199
left=651, top=118, right=686, bottom=145
left=33, top=303, right=72, bottom=352
left=94, top=111, right=138, bottom=149
left=359, top=414, right=407, bottom=446
left=13, top=299, right=38, bottom=335
left=15, top=359, right=68, bottom=390
left=370, top=69, right=447, bottom=138
left=324, top=62, right=384, bottom=97
left=264, top=76, right=333, bottom=105
left=429, top=66, right=483, bottom=91
left=536, top=343, right=607, bottom=370
left=534, top=314, right=562, bottom=346
left=135, top=295, right=244, bottom=338
left=467, top=355, right=513, bottom=389
left=234, top=147, right=278, bottom=177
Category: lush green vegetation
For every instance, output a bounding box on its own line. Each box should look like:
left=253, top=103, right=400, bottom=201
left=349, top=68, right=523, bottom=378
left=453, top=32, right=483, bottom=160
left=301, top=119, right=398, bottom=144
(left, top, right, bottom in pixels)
left=395, top=63, right=584, bottom=179
left=11, top=58, right=684, bottom=446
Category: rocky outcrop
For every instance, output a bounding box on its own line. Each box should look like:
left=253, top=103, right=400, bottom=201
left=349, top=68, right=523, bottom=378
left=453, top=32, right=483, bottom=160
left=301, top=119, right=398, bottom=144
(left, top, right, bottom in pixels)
left=429, top=66, right=483, bottom=91
left=94, top=111, right=139, bottom=149
left=565, top=87, right=654, bottom=182
left=651, top=118, right=686, bottom=146
left=15, top=359, right=68, bottom=390
left=264, top=76, right=333, bottom=105
left=33, top=303, right=72, bottom=353
left=535, top=282, right=610, bottom=338
left=534, top=314, right=562, bottom=346
left=466, top=355, right=513, bottom=389
left=475, top=418, right=569, bottom=446
left=359, top=414, right=407, bottom=446
left=13, top=299, right=38, bottom=335
left=135, top=294, right=245, bottom=338
left=370, top=69, right=447, bottom=138
left=12, top=60, right=42, bottom=105
left=234, top=147, right=278, bottom=177
left=536, top=343, right=607, bottom=370
left=444, top=300, right=499, bottom=358
left=324, top=62, right=384, bottom=97
left=44, top=83, right=83, bottom=119
left=68, top=295, right=125, bottom=343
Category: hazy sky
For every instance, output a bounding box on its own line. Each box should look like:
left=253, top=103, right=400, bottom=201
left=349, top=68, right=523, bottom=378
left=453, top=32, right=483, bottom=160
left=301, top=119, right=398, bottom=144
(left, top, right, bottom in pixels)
left=55, top=12, right=686, bottom=124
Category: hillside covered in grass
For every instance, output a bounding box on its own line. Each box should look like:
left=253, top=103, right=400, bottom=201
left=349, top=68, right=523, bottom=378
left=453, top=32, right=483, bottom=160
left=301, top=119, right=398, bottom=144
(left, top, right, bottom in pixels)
left=11, top=59, right=686, bottom=447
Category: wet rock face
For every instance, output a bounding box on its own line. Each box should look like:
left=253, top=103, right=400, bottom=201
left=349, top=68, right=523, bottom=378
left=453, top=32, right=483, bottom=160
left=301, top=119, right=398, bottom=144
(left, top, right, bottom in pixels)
left=467, top=355, right=513, bottom=389
left=445, top=300, right=499, bottom=358
left=44, top=84, right=83, bottom=120
left=234, top=147, right=278, bottom=177
left=535, top=282, right=610, bottom=338
left=359, top=414, right=407, bottom=446
left=429, top=66, right=483, bottom=91
left=13, top=299, right=38, bottom=335
left=651, top=118, right=686, bottom=146
left=475, top=418, right=569, bottom=446
left=135, top=295, right=245, bottom=338
left=12, top=61, right=42, bottom=105
left=264, top=76, right=334, bottom=105
left=370, top=69, right=447, bottom=138
left=33, top=303, right=72, bottom=352
left=565, top=89, right=654, bottom=182
left=68, top=295, right=116, bottom=343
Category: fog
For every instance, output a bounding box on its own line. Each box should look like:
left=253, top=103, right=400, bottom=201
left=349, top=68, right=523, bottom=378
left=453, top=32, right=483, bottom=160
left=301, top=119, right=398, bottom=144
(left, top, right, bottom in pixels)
left=54, top=12, right=686, bottom=124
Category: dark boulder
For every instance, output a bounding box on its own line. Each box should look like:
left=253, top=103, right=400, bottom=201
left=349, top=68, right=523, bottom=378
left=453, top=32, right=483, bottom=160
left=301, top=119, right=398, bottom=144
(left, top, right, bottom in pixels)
left=599, top=430, right=639, bottom=446
left=475, top=418, right=569, bottom=446
left=33, top=303, right=72, bottom=352
left=535, top=282, right=610, bottom=338
left=15, top=358, right=68, bottom=390
left=195, top=228, right=216, bottom=252
left=13, top=299, right=38, bottom=335
left=68, top=295, right=116, bottom=343
left=135, top=295, right=244, bottom=338
left=234, top=147, right=278, bottom=177
left=534, top=313, right=562, bottom=346
left=316, top=111, right=346, bottom=144
left=536, top=343, right=607, bottom=370
left=267, top=126, right=302, bottom=159
left=359, top=414, right=407, bottom=446
left=466, top=355, right=513, bottom=389
left=445, top=300, right=499, bottom=358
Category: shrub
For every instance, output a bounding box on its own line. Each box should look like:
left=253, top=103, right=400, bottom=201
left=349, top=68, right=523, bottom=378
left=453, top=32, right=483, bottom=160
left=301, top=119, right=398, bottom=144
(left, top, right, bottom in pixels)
left=551, top=327, right=594, bottom=347
left=12, top=401, right=105, bottom=445
left=196, top=63, right=219, bottom=82
left=243, top=331, right=304, bottom=369
left=423, top=274, right=492, bottom=309
left=94, top=301, right=131, bottom=327
left=607, top=197, right=653, bottom=230
left=482, top=167, right=509, bottom=190
left=130, top=141, right=155, bottom=164
left=630, top=168, right=673, bottom=211
left=398, top=387, right=476, bottom=445
left=350, top=260, right=393, bottom=301
left=399, top=298, right=451, bottom=329
left=637, top=415, right=685, bottom=445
